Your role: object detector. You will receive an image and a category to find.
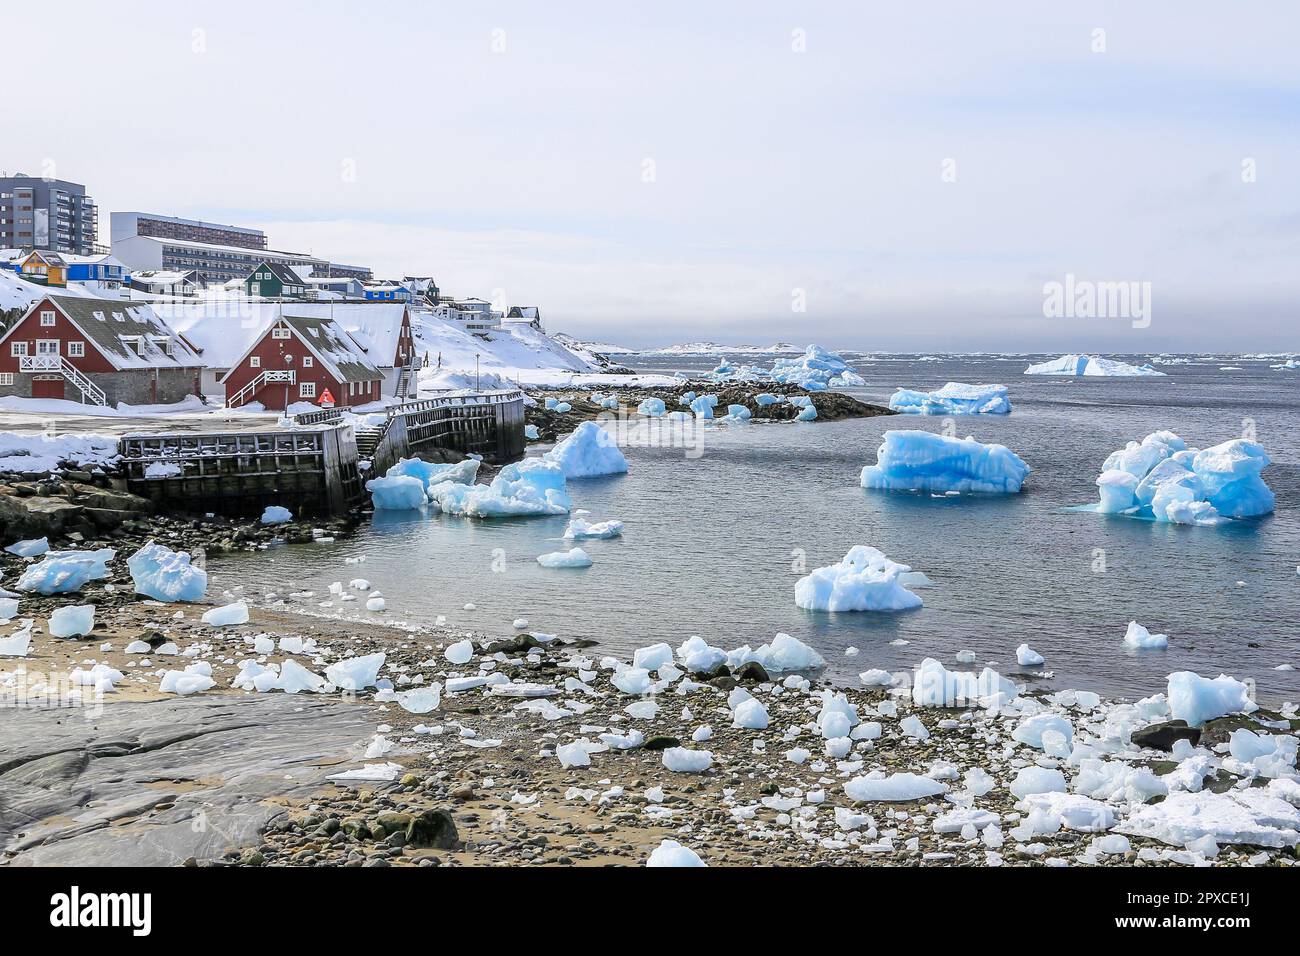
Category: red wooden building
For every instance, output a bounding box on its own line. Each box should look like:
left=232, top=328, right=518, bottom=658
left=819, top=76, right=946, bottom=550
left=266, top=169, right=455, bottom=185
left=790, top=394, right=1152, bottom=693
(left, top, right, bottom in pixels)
left=220, top=313, right=384, bottom=410
left=0, top=295, right=203, bottom=407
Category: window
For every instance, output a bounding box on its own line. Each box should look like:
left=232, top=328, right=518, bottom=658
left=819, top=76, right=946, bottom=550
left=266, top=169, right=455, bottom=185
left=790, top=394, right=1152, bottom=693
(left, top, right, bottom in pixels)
left=299, top=381, right=316, bottom=398
left=271, top=327, right=290, bottom=339
left=36, top=340, right=60, bottom=356
left=0, top=373, right=12, bottom=385
left=302, top=355, right=313, bottom=368
left=67, top=341, right=85, bottom=357
left=11, top=342, right=28, bottom=357
left=40, top=311, right=55, bottom=326
left=250, top=355, right=261, bottom=368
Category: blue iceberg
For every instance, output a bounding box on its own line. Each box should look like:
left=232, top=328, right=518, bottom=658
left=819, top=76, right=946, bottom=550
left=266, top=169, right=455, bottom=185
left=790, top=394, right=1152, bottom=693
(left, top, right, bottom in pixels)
left=260, top=505, right=293, bottom=525
left=366, top=474, right=428, bottom=511
left=127, top=542, right=208, bottom=602
left=16, top=548, right=116, bottom=595
left=544, top=421, right=628, bottom=478
left=795, top=546, right=924, bottom=612
left=890, top=383, right=1011, bottom=415
left=430, top=457, right=571, bottom=517
left=861, top=430, right=1030, bottom=494
left=386, top=456, right=480, bottom=490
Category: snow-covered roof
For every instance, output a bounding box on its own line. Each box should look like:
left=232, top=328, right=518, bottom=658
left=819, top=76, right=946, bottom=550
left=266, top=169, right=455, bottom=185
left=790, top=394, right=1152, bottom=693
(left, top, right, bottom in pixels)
left=0, top=295, right=203, bottom=371
left=281, top=302, right=408, bottom=366
left=277, top=314, right=382, bottom=383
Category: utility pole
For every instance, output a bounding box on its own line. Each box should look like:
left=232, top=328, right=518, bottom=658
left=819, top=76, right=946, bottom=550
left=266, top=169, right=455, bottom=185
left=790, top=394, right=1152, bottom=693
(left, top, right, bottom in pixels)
left=475, top=353, right=480, bottom=391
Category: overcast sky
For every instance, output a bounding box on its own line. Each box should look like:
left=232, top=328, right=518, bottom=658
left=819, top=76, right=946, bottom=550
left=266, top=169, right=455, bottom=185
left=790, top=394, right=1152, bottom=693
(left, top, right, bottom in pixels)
left=7, top=1, right=1298, bottom=350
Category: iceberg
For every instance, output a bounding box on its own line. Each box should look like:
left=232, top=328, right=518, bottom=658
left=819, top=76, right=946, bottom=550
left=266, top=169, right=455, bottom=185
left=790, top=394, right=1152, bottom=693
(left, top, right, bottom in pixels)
left=1091, top=431, right=1274, bottom=524
left=794, top=546, right=923, bottom=612
left=202, top=601, right=249, bottom=627
left=387, top=456, right=479, bottom=490
left=325, top=652, right=386, bottom=691
left=843, top=773, right=947, bottom=802
left=537, top=547, right=593, bottom=569
left=366, top=474, right=427, bottom=511
left=49, top=604, right=95, bottom=639
left=430, top=458, right=571, bottom=517
left=260, top=505, right=293, bottom=525
left=16, top=548, right=116, bottom=595
left=889, top=383, right=1011, bottom=415
left=4, top=537, right=49, bottom=558
left=127, top=542, right=208, bottom=602
left=564, top=516, right=623, bottom=539
left=1025, top=354, right=1165, bottom=376
left=1123, top=621, right=1169, bottom=649
left=911, top=657, right=1018, bottom=708
left=646, top=840, right=706, bottom=867
left=860, top=430, right=1030, bottom=494
left=1167, top=671, right=1257, bottom=727
left=544, top=421, right=628, bottom=478
left=636, top=398, right=666, bottom=417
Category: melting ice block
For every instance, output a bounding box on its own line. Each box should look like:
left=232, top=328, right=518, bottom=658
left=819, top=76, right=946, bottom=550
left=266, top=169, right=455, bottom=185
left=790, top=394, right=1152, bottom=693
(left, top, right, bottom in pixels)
left=545, top=421, right=628, bottom=478
left=0, top=621, right=33, bottom=657
left=430, top=458, right=571, bottom=517
left=159, top=662, right=215, bottom=696
left=843, top=772, right=947, bottom=802
left=861, top=430, right=1030, bottom=494
left=127, top=542, right=207, bottom=602
left=1092, top=431, right=1274, bottom=524
left=326, top=652, right=386, bottom=690
left=16, top=548, right=115, bottom=595
left=1167, top=671, right=1257, bottom=727
left=537, top=548, right=592, bottom=569
left=202, top=601, right=249, bottom=627
left=564, top=517, right=623, bottom=539
left=1118, top=789, right=1300, bottom=849
left=49, top=604, right=95, bottom=638
left=636, top=398, right=666, bottom=417
left=890, top=383, right=1011, bottom=415
left=260, top=505, right=293, bottom=525
left=911, top=657, right=1018, bottom=708
left=387, top=456, right=480, bottom=490
left=794, top=546, right=923, bottom=612
left=1123, top=621, right=1169, bottom=649
left=646, top=840, right=707, bottom=867
left=1025, top=354, right=1165, bottom=376
left=4, top=537, right=49, bottom=558
left=366, top=474, right=427, bottom=511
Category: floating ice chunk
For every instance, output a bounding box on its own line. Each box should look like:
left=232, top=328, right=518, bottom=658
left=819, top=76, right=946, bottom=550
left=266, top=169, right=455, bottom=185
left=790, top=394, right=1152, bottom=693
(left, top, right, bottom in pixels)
left=430, top=458, right=571, bottom=518
left=445, top=639, right=474, bottom=665
left=260, top=505, right=293, bottom=525
left=326, top=652, right=386, bottom=691
left=662, top=747, right=713, bottom=772
left=387, top=456, right=480, bottom=490
left=0, top=621, right=33, bottom=657
left=127, top=542, right=207, bottom=602
left=159, top=662, right=215, bottom=696
left=16, top=548, right=115, bottom=595
left=727, top=632, right=825, bottom=672
left=732, top=698, right=769, bottom=730
left=890, top=383, right=1011, bottom=416
left=911, top=657, right=1018, bottom=708
left=1167, top=671, right=1257, bottom=727
left=544, top=421, right=628, bottom=478
left=201, top=601, right=249, bottom=627
left=4, top=537, right=49, bottom=558
left=1123, top=621, right=1169, bottom=650
left=366, top=474, right=427, bottom=511
left=859, top=669, right=894, bottom=687
left=1016, top=643, right=1044, bottom=666
left=564, top=516, right=623, bottom=539
left=843, top=773, right=947, bottom=802
left=1012, top=713, right=1073, bottom=750
left=861, top=430, right=1030, bottom=495
left=646, top=840, right=706, bottom=867
left=636, top=398, right=666, bottom=417
left=49, top=604, right=95, bottom=638
left=537, top=548, right=593, bottom=569
left=1118, top=789, right=1300, bottom=849
left=1009, top=766, right=1067, bottom=799
left=1025, top=355, right=1165, bottom=377
left=794, top=546, right=922, bottom=612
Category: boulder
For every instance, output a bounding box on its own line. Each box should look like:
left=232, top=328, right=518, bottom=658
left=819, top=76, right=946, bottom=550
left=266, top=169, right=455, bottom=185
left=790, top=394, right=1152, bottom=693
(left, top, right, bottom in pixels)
left=404, top=809, right=458, bottom=849
left=1130, top=720, right=1201, bottom=751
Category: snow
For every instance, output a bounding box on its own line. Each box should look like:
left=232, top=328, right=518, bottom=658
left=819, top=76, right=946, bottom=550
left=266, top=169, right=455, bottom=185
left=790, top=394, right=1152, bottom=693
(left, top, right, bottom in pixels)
left=537, top=548, right=593, bottom=569
left=1092, top=431, right=1274, bottom=524
left=16, top=548, right=115, bottom=595
left=126, top=542, right=208, bottom=602
left=0, top=428, right=119, bottom=475
left=325, top=653, right=386, bottom=691
left=387, top=457, right=479, bottom=490
left=366, top=474, right=427, bottom=511
left=1025, top=354, right=1166, bottom=376
left=890, top=383, right=1012, bottom=415
left=646, top=839, right=707, bottom=867
left=861, top=430, right=1030, bottom=494
left=1118, top=789, right=1300, bottom=849
left=544, top=422, right=628, bottom=478
left=49, top=604, right=95, bottom=638
left=430, top=457, right=570, bottom=518
left=564, top=516, right=623, bottom=539
left=201, top=601, right=249, bottom=627
left=662, top=747, right=713, bottom=772
left=1016, top=643, right=1045, bottom=666
left=260, top=506, right=293, bottom=525
left=4, top=538, right=48, bottom=558
left=843, top=773, right=948, bottom=802
left=794, top=545, right=924, bottom=612
left=1166, top=671, right=1257, bottom=727
left=1124, top=621, right=1169, bottom=650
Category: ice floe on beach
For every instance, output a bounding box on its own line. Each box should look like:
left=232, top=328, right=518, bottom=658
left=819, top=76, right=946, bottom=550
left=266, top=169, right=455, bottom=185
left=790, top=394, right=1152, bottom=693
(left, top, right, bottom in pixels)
left=127, top=542, right=207, bottom=602
left=1091, top=431, right=1274, bottom=525
left=794, top=546, right=924, bottom=612
left=429, top=458, right=571, bottom=517
left=1025, top=354, right=1165, bottom=376
left=860, top=430, right=1030, bottom=494
left=16, top=548, right=116, bottom=595
left=890, top=383, right=1011, bottom=415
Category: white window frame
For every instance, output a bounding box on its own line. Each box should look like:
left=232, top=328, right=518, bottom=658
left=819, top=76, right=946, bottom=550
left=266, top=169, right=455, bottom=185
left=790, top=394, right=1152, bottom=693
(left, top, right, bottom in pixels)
left=299, top=381, right=316, bottom=398
left=10, top=342, right=27, bottom=357
left=0, top=372, right=13, bottom=385
left=36, top=339, right=60, bottom=356
left=250, top=355, right=261, bottom=368
left=271, top=327, right=291, bottom=339
left=39, top=310, right=55, bottom=326
left=301, top=355, right=313, bottom=368
left=67, top=341, right=85, bottom=357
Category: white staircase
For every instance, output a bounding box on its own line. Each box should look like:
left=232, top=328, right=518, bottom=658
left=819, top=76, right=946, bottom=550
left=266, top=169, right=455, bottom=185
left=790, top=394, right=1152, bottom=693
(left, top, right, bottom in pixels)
left=228, top=369, right=295, bottom=408
left=394, top=362, right=416, bottom=400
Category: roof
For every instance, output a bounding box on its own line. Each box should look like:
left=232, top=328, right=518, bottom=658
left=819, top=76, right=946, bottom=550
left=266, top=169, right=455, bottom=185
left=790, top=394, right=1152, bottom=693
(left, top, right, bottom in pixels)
left=116, top=234, right=326, bottom=264
left=0, top=295, right=203, bottom=371
left=248, top=260, right=306, bottom=286
left=282, top=302, right=408, bottom=365
left=154, top=299, right=281, bottom=369
left=215, top=311, right=382, bottom=385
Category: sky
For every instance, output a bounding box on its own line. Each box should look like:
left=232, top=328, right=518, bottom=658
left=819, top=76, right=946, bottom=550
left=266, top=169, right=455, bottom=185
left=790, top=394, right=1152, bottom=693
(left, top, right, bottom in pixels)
left=5, top=1, right=1298, bottom=351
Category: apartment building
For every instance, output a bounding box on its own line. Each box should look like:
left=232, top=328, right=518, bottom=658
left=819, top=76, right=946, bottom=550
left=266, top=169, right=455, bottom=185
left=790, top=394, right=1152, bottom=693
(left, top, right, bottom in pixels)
left=0, top=174, right=99, bottom=255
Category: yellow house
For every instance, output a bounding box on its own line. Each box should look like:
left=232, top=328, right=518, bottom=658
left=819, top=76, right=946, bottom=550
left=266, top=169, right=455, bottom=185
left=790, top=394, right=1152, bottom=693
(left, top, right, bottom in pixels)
left=18, top=250, right=67, bottom=287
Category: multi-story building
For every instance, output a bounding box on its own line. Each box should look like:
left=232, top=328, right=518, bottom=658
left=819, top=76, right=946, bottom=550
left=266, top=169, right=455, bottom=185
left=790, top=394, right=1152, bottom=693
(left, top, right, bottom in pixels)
left=113, top=233, right=330, bottom=287
left=0, top=174, right=99, bottom=255
left=110, top=211, right=268, bottom=250
left=328, top=262, right=373, bottom=281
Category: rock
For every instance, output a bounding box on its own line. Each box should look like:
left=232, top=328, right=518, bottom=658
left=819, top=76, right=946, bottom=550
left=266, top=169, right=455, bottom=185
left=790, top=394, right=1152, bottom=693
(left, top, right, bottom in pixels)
left=0, top=494, right=85, bottom=543
left=240, top=849, right=265, bottom=866
left=1130, top=720, right=1201, bottom=751
left=708, top=675, right=738, bottom=691
left=375, top=811, right=413, bottom=832
left=735, top=661, right=770, bottom=683
left=641, top=735, right=681, bottom=751
left=404, top=809, right=459, bottom=850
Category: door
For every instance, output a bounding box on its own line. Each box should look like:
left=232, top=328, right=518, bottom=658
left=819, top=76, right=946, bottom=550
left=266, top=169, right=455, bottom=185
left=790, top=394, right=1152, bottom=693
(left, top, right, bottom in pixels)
left=32, top=375, right=65, bottom=400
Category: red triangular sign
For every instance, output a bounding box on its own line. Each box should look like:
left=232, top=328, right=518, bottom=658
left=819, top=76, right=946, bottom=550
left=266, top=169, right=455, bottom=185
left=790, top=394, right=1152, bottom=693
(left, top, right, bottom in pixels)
left=319, top=388, right=335, bottom=407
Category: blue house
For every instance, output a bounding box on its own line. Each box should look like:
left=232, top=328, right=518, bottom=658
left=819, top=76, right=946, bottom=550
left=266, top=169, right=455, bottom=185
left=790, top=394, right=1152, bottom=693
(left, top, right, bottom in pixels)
left=362, top=282, right=412, bottom=303
left=64, top=253, right=127, bottom=288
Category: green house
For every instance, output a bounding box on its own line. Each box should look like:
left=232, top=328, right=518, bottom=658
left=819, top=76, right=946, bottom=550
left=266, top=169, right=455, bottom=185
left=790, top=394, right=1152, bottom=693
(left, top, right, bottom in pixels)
left=244, top=261, right=308, bottom=299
